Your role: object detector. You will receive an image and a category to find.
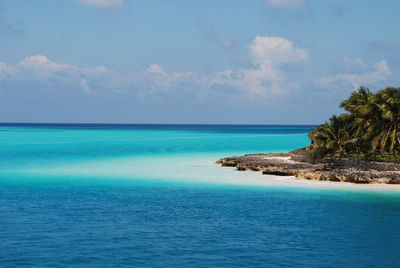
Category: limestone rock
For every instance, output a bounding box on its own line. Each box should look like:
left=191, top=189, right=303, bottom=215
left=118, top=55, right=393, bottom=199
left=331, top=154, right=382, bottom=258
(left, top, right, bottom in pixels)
left=216, top=153, right=400, bottom=184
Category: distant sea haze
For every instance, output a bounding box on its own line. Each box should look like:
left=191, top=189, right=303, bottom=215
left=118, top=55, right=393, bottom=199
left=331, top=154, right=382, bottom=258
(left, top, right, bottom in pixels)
left=0, top=124, right=399, bottom=267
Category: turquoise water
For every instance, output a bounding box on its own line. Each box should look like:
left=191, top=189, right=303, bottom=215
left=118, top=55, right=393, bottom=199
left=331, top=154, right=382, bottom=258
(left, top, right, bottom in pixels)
left=1, top=124, right=399, bottom=267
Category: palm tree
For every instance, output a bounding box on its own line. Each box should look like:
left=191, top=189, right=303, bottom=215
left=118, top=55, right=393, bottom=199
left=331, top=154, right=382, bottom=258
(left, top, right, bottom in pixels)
left=340, top=87, right=375, bottom=139
left=339, top=86, right=400, bottom=156
left=373, top=87, right=400, bottom=154
left=340, top=86, right=373, bottom=116
left=308, top=86, right=400, bottom=160
left=309, top=115, right=353, bottom=158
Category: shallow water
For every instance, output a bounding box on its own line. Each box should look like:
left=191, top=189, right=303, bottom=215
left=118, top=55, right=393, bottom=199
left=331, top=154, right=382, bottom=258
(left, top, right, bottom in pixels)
left=1, top=124, right=399, bottom=267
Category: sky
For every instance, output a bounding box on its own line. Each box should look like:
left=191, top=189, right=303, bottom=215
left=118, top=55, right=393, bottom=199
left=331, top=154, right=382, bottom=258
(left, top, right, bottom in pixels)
left=0, top=0, right=399, bottom=124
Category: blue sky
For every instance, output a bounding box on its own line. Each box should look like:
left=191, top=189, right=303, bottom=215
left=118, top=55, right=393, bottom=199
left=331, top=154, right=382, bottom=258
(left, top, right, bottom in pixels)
left=0, top=0, right=399, bottom=124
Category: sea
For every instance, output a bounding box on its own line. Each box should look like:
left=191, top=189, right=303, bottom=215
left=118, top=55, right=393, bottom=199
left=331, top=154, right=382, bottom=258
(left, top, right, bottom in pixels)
left=0, top=124, right=399, bottom=267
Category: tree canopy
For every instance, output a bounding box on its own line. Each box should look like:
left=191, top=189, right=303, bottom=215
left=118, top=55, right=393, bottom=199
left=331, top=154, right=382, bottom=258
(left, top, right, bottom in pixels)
left=308, top=86, right=400, bottom=161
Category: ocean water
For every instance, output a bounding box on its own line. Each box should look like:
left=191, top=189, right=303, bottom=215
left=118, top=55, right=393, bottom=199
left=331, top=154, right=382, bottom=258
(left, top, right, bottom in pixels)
left=0, top=124, right=399, bottom=267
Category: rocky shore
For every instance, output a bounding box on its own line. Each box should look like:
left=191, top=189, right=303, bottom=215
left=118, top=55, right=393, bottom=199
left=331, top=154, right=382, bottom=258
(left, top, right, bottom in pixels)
left=216, top=153, right=400, bottom=184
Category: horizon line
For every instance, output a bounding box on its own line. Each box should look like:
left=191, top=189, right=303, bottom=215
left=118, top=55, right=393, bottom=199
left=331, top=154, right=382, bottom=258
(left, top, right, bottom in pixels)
left=0, top=122, right=318, bottom=126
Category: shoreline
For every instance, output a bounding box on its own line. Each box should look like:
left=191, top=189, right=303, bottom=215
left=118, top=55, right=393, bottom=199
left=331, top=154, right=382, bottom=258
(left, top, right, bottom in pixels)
left=216, top=153, right=400, bottom=185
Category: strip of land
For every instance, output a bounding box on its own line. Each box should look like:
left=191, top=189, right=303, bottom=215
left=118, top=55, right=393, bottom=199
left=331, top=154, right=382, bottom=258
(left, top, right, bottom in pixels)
left=216, top=152, right=400, bottom=184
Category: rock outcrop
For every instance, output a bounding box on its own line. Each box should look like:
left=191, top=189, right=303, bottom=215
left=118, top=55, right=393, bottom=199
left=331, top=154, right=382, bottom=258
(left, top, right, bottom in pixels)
left=216, top=153, right=400, bottom=184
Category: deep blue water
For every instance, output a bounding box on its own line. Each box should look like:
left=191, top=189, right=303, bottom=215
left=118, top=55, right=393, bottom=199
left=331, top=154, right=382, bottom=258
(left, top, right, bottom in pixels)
left=0, top=124, right=399, bottom=267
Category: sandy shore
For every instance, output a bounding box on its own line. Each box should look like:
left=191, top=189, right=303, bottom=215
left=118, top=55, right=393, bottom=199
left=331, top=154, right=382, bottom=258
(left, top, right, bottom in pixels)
left=215, top=166, right=400, bottom=193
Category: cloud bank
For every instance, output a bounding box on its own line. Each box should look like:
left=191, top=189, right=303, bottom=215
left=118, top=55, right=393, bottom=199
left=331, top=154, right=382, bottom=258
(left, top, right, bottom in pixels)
left=0, top=37, right=392, bottom=101
left=316, top=59, right=391, bottom=89
left=0, top=55, right=112, bottom=95
left=0, top=36, right=309, bottom=100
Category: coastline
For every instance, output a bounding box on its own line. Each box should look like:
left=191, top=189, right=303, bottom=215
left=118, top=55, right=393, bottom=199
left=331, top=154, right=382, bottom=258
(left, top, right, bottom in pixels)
left=216, top=152, right=400, bottom=185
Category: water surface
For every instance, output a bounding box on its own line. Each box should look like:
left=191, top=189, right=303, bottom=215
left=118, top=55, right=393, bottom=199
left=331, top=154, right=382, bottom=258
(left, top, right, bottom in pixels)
left=1, top=124, right=399, bottom=267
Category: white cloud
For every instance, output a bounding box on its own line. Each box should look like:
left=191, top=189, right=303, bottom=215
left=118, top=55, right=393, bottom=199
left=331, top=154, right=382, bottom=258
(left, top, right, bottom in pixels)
left=0, top=62, right=8, bottom=74
left=15, top=55, right=110, bottom=77
left=80, top=78, right=96, bottom=95
left=17, top=55, right=77, bottom=78
left=141, top=64, right=194, bottom=94
left=0, top=37, right=308, bottom=99
left=0, top=61, right=17, bottom=78
left=0, top=54, right=194, bottom=96
left=317, top=59, right=392, bottom=89
left=147, top=64, right=167, bottom=75
left=264, top=0, right=306, bottom=8
left=0, top=55, right=113, bottom=94
left=343, top=57, right=367, bottom=73
left=249, top=36, right=308, bottom=65
left=208, top=36, right=308, bottom=98
left=74, top=0, right=124, bottom=9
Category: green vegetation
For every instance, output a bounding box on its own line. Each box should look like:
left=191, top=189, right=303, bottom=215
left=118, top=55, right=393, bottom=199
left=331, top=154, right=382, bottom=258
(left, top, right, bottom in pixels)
left=308, top=86, right=400, bottom=163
